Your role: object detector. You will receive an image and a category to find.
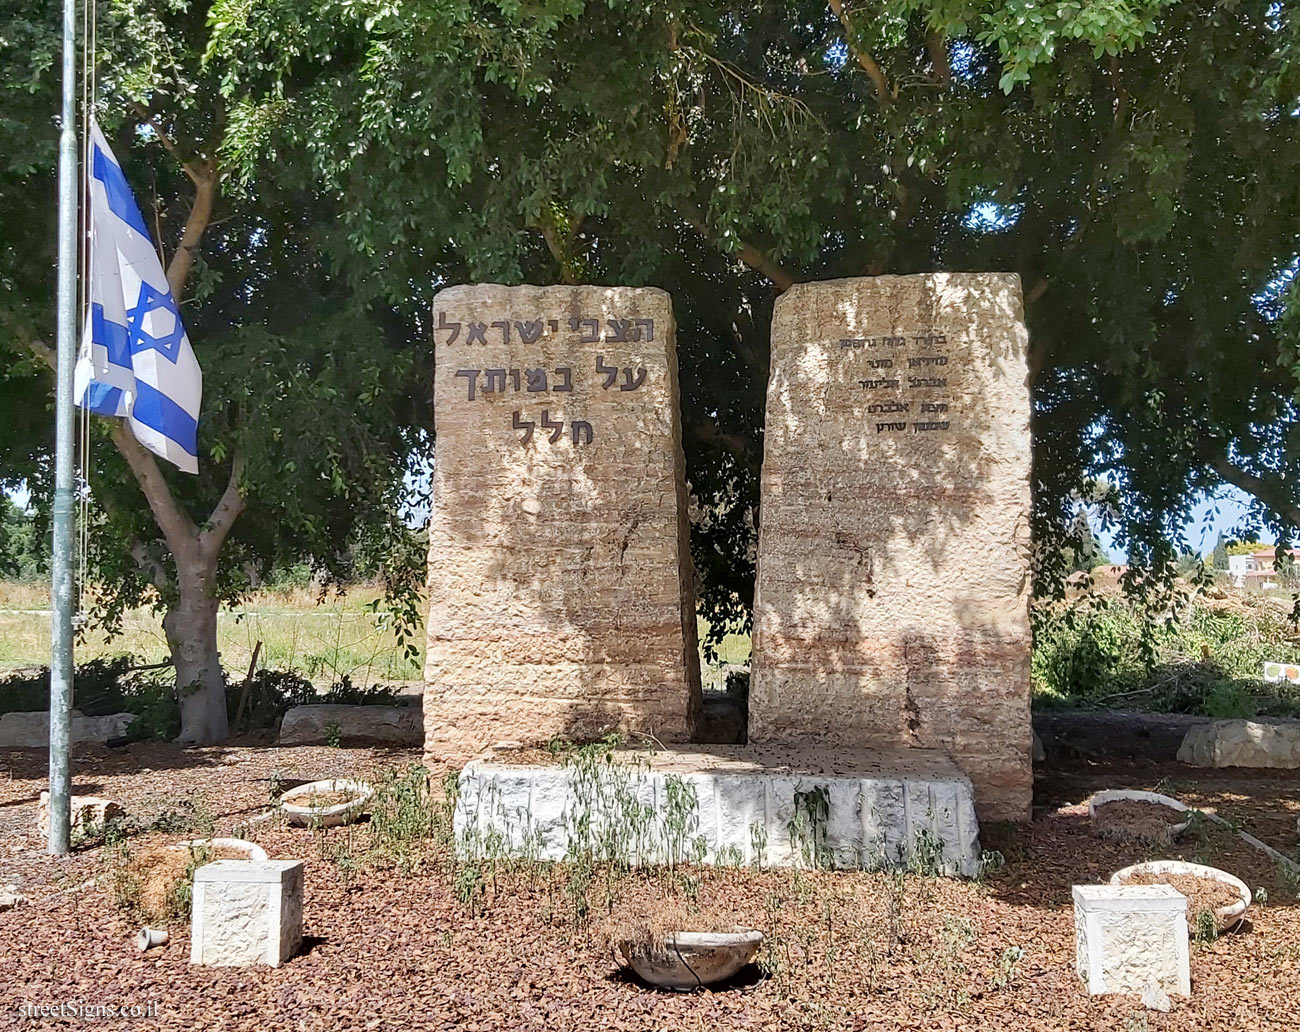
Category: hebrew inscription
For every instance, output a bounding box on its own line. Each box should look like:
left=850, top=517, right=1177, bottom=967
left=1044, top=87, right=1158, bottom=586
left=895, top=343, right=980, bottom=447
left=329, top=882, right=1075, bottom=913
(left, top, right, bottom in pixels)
left=749, top=274, right=1034, bottom=822
left=425, top=284, right=701, bottom=765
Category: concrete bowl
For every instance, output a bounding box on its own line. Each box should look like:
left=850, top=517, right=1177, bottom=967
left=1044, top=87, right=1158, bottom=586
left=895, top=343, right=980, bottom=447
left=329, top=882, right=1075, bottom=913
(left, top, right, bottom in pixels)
left=619, top=930, right=764, bottom=990
left=1110, top=859, right=1251, bottom=932
left=169, top=837, right=268, bottom=861
left=1088, top=789, right=1194, bottom=837
left=279, top=779, right=374, bottom=827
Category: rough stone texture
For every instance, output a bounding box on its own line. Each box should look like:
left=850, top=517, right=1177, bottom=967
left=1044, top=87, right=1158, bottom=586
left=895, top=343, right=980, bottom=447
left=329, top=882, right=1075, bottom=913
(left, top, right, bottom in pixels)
left=0, top=710, right=135, bottom=747
left=1177, top=718, right=1300, bottom=769
left=190, top=860, right=304, bottom=968
left=425, top=285, right=701, bottom=763
left=749, top=274, right=1033, bottom=821
left=455, top=745, right=982, bottom=876
left=1073, top=884, right=1191, bottom=997
left=36, top=792, right=125, bottom=837
left=279, top=703, right=421, bottom=746
left=0, top=884, right=27, bottom=911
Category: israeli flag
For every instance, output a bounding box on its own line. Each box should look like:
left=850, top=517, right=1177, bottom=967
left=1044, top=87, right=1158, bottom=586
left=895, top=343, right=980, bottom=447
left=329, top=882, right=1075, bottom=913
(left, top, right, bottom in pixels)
left=74, top=119, right=202, bottom=474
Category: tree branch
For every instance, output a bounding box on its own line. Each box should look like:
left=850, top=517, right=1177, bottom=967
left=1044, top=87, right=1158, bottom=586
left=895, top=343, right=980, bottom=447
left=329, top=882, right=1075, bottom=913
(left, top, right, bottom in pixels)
left=25, top=338, right=57, bottom=372
left=198, top=454, right=245, bottom=559
left=926, top=33, right=951, bottom=86
left=828, top=0, right=893, bottom=106
left=129, top=538, right=172, bottom=593
left=680, top=210, right=796, bottom=292
left=111, top=421, right=199, bottom=559
left=1211, top=456, right=1300, bottom=528
left=130, top=102, right=204, bottom=185
left=166, top=170, right=217, bottom=299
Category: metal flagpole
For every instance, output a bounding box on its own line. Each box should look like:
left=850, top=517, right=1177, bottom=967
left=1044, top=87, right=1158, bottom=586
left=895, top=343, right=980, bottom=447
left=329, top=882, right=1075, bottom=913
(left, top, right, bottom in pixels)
left=48, top=0, right=80, bottom=855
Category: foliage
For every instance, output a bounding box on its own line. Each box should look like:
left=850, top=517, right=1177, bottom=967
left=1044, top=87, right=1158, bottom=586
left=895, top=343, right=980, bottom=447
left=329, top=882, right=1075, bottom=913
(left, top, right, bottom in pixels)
left=202, top=0, right=1300, bottom=649
left=0, top=495, right=46, bottom=581
left=0, top=656, right=396, bottom=738
left=1032, top=593, right=1300, bottom=716
left=0, top=0, right=430, bottom=739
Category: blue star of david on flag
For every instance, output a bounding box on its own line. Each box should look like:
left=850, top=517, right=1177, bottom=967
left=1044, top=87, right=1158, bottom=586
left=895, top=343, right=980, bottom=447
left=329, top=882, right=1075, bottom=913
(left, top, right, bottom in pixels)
left=127, top=282, right=186, bottom=362
left=74, top=119, right=202, bottom=473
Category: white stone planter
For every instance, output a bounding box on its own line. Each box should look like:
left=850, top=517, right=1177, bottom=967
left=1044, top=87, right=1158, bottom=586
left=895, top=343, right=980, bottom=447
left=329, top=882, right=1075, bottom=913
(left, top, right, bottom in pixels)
left=619, top=930, right=764, bottom=990
left=279, top=779, right=373, bottom=827
left=1110, top=860, right=1251, bottom=932
left=169, top=838, right=268, bottom=862
left=1088, top=790, right=1194, bottom=837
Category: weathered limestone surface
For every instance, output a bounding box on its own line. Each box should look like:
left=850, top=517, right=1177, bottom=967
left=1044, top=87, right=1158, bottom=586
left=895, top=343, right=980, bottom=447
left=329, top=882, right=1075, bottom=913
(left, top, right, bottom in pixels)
left=279, top=703, right=422, bottom=746
left=36, top=791, right=125, bottom=837
left=425, top=285, right=701, bottom=762
left=0, top=709, right=135, bottom=747
left=455, top=744, right=982, bottom=876
left=749, top=274, right=1033, bottom=820
left=1073, top=884, right=1191, bottom=997
left=1177, top=718, right=1300, bottom=769
left=190, top=860, right=303, bottom=968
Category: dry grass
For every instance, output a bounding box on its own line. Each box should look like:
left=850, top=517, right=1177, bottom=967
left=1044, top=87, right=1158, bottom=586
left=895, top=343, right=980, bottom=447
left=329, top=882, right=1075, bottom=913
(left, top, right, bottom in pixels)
left=0, top=582, right=751, bottom=691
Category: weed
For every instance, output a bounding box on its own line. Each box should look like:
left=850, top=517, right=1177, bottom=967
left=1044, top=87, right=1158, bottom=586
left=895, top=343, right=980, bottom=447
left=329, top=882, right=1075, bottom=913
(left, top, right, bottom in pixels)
left=991, top=944, right=1024, bottom=989
left=324, top=721, right=342, bottom=748
left=1193, top=908, right=1219, bottom=943
left=789, top=784, right=831, bottom=870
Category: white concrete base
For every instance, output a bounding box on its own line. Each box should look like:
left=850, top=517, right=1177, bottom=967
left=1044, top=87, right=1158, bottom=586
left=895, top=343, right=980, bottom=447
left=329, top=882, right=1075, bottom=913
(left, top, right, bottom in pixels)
left=190, top=860, right=303, bottom=968
left=1073, top=884, right=1191, bottom=997
left=455, top=745, right=982, bottom=876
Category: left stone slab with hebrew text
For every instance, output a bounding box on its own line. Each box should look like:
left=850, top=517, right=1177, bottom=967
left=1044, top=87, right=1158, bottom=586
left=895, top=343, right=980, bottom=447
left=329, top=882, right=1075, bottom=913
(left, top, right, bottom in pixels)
left=424, top=285, right=702, bottom=762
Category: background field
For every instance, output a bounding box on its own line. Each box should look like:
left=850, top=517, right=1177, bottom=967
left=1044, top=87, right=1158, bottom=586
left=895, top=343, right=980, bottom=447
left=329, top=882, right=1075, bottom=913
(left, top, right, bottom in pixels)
left=0, top=581, right=752, bottom=691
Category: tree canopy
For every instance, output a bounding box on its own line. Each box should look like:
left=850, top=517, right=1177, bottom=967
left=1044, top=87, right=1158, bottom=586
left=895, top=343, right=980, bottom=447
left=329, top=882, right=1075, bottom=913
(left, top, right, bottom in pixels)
left=202, top=0, right=1300, bottom=629
left=2, top=0, right=1299, bottom=685
left=0, top=0, right=428, bottom=740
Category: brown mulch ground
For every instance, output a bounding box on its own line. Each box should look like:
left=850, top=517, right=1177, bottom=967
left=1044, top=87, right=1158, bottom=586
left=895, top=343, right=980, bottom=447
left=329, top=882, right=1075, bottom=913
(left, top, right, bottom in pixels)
left=1, top=739, right=1298, bottom=1030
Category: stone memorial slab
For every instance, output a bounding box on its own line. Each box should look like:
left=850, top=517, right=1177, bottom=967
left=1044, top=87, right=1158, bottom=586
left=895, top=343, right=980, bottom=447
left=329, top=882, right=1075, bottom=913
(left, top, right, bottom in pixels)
left=190, top=860, right=303, bottom=968
left=749, top=274, right=1033, bottom=820
left=425, top=284, right=701, bottom=762
left=1073, top=884, right=1191, bottom=997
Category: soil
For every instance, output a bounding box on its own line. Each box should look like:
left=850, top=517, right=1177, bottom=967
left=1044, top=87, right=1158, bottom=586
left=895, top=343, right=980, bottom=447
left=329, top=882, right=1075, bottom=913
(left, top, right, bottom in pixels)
left=1092, top=800, right=1188, bottom=845
left=1123, top=871, right=1246, bottom=923
left=294, top=790, right=362, bottom=809
left=1, top=735, right=1298, bottom=1030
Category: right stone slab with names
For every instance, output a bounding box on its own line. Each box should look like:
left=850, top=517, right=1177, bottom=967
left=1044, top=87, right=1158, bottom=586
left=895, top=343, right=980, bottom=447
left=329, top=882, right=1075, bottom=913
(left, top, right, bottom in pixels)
left=749, top=274, right=1033, bottom=821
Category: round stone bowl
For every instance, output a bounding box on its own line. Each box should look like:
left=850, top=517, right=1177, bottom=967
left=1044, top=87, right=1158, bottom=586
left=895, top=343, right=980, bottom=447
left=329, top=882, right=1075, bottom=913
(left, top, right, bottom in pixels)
left=279, top=779, right=374, bottom=827
left=1088, top=789, right=1194, bottom=837
left=168, top=837, right=268, bottom=861
left=1110, top=860, right=1251, bottom=932
left=619, top=930, right=764, bottom=990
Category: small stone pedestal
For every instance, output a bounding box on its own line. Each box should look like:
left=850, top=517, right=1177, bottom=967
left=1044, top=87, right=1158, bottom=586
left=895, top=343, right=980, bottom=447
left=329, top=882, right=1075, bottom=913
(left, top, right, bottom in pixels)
left=190, top=860, right=303, bottom=967
left=1073, top=884, right=1190, bottom=996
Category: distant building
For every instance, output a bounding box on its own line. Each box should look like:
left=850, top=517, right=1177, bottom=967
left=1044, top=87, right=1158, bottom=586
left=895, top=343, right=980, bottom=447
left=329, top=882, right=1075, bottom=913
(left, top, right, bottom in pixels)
left=1227, top=548, right=1300, bottom=589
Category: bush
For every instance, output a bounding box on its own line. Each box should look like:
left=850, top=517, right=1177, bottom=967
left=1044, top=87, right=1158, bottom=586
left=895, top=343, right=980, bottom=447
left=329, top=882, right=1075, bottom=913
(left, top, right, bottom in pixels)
left=0, top=659, right=399, bottom=740
left=1031, top=594, right=1300, bottom=716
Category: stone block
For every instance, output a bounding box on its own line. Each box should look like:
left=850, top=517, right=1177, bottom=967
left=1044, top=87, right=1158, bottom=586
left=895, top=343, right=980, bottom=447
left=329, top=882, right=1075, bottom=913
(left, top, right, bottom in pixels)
left=749, top=274, right=1033, bottom=821
left=37, top=792, right=125, bottom=837
left=0, top=710, right=136, bottom=748
left=424, top=284, right=701, bottom=763
left=1177, top=718, right=1300, bottom=769
left=190, top=860, right=304, bottom=967
left=454, top=745, right=982, bottom=876
left=278, top=703, right=422, bottom=746
left=1073, top=884, right=1190, bottom=997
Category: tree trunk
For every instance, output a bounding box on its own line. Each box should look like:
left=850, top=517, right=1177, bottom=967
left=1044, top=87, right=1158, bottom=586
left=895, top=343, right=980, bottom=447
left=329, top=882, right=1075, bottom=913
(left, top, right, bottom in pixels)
left=163, top=561, right=229, bottom=745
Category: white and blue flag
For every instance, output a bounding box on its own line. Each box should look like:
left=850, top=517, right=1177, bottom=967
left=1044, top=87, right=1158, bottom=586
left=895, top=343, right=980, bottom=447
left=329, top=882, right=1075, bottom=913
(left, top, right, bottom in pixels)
left=74, top=119, right=202, bottom=474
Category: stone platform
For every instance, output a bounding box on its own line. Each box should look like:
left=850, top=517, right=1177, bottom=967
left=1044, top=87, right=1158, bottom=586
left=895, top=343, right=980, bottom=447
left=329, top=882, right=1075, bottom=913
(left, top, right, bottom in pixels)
left=454, top=744, right=982, bottom=876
